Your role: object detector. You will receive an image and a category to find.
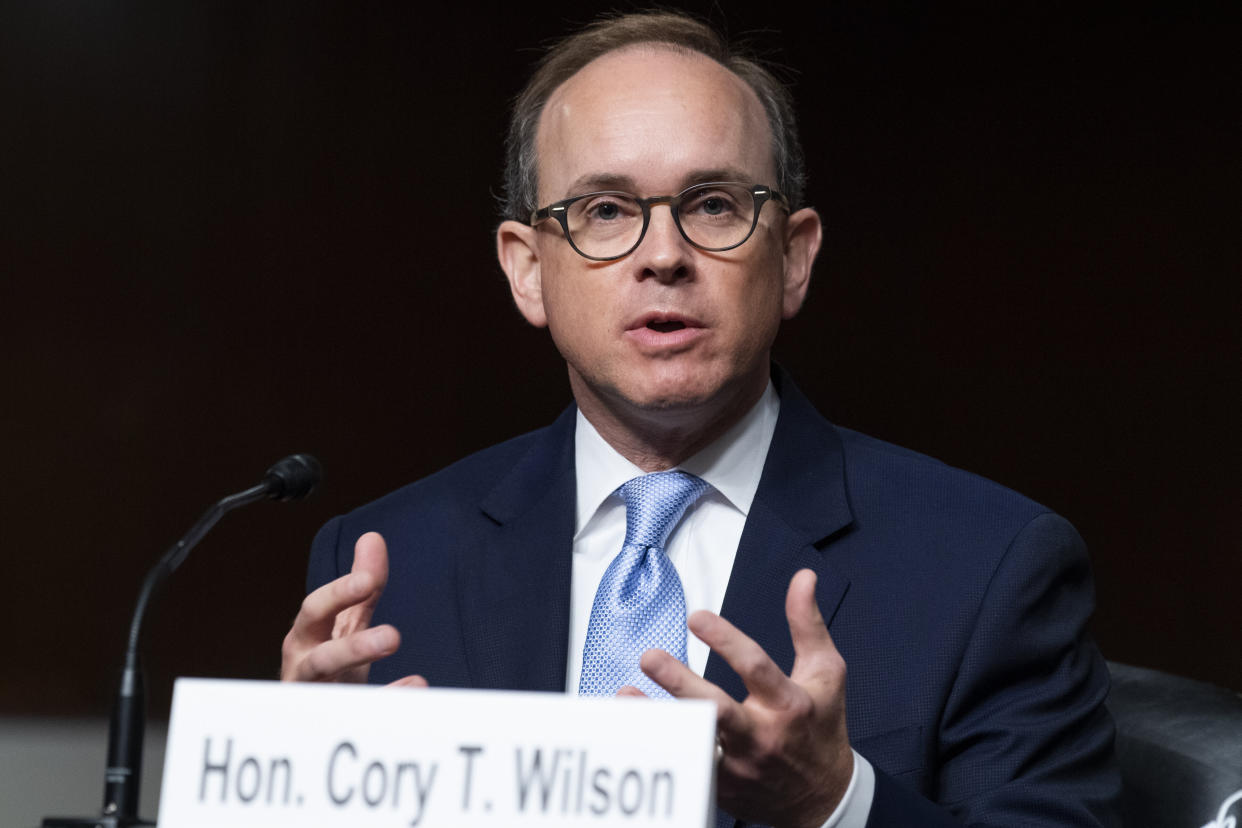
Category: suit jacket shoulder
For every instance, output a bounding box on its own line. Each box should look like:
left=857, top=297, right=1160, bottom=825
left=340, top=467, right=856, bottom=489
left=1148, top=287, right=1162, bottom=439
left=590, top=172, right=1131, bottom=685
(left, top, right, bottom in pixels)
left=713, top=371, right=1119, bottom=826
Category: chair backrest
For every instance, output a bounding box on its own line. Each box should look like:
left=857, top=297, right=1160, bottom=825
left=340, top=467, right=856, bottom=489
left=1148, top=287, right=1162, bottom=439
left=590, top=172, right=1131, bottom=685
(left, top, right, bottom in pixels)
left=1107, top=661, right=1242, bottom=828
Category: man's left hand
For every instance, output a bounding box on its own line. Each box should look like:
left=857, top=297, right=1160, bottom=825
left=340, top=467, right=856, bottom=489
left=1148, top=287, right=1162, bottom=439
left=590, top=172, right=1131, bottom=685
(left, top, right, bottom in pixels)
left=633, top=569, right=853, bottom=828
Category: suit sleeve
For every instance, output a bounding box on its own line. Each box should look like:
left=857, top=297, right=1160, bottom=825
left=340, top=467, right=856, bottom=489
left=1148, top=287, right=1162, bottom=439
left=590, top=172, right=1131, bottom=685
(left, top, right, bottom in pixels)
left=866, top=511, right=1121, bottom=826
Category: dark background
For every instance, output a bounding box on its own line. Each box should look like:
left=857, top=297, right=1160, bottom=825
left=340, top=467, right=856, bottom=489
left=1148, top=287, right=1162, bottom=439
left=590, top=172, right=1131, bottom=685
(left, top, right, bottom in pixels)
left=3, top=2, right=1237, bottom=719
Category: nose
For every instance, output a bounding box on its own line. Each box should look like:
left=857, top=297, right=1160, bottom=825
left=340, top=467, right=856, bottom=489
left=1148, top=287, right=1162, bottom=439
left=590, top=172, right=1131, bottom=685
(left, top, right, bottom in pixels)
left=632, top=202, right=693, bottom=282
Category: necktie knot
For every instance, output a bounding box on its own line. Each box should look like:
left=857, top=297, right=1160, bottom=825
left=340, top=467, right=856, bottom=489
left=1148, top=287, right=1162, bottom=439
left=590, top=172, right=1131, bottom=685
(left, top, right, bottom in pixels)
left=620, top=470, right=709, bottom=549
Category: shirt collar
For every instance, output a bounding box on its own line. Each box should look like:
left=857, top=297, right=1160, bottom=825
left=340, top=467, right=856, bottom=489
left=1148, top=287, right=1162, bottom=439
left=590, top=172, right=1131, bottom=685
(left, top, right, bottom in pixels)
left=573, top=382, right=780, bottom=537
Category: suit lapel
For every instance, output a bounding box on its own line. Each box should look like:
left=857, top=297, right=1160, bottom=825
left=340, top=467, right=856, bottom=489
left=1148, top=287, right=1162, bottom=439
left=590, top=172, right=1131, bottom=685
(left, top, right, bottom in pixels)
left=706, top=370, right=855, bottom=702
left=455, top=372, right=854, bottom=702
left=458, top=406, right=577, bottom=692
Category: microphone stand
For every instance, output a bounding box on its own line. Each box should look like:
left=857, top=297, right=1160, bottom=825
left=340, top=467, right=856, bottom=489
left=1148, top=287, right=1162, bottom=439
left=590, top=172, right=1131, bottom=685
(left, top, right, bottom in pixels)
left=42, top=455, right=319, bottom=828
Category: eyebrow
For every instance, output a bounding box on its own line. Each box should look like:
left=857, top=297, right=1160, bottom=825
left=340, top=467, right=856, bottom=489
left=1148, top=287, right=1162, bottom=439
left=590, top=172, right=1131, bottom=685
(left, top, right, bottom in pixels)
left=562, top=167, right=757, bottom=199
left=565, top=173, right=637, bottom=196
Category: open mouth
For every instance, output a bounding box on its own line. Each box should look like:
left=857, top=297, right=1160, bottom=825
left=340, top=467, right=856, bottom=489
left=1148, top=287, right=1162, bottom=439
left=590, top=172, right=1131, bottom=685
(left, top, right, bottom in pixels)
left=626, top=312, right=703, bottom=345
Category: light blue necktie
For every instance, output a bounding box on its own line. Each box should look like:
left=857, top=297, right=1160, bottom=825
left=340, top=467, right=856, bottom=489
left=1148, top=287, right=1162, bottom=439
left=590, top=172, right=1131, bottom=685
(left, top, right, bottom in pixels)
left=579, top=470, right=709, bottom=698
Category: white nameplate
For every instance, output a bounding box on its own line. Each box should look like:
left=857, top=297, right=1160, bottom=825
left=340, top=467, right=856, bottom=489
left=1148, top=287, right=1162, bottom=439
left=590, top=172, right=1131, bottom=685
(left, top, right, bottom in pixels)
left=157, top=678, right=716, bottom=828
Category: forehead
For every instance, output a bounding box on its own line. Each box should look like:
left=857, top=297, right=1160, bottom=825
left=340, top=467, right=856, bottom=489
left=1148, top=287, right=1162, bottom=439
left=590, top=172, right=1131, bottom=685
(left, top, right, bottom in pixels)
left=535, top=45, right=775, bottom=200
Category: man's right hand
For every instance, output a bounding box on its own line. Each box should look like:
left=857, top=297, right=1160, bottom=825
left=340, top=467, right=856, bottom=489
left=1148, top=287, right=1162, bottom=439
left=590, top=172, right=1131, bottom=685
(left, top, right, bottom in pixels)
left=280, top=531, right=426, bottom=686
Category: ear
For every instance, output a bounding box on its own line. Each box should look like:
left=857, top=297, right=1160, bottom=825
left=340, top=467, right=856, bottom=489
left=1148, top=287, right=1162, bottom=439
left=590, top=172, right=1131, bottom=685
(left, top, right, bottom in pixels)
left=496, top=220, right=548, bottom=328
left=780, top=207, right=823, bottom=319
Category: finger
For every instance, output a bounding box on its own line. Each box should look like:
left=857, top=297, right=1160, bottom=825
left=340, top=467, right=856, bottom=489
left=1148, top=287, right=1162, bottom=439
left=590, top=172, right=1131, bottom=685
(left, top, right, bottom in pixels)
left=785, top=570, right=845, bottom=689
left=387, top=674, right=429, bottom=688
left=687, top=610, right=798, bottom=708
left=785, top=569, right=830, bottom=650
left=350, top=531, right=389, bottom=583
left=616, top=685, right=647, bottom=698
left=291, top=624, right=400, bottom=682
left=639, top=649, right=751, bottom=738
left=343, top=532, right=389, bottom=628
left=289, top=532, right=391, bottom=647
left=288, top=567, right=383, bottom=647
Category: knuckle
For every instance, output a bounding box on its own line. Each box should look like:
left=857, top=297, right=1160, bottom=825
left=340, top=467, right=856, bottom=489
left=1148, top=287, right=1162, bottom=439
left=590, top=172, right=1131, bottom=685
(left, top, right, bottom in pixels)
left=735, top=649, right=769, bottom=678
left=824, top=651, right=847, bottom=683
left=787, top=692, right=814, bottom=720
left=303, top=645, right=335, bottom=681
left=749, top=726, right=784, bottom=761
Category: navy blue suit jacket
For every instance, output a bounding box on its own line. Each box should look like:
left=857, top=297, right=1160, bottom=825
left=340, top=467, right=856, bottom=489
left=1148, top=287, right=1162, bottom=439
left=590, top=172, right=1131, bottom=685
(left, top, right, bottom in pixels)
left=308, top=372, right=1121, bottom=826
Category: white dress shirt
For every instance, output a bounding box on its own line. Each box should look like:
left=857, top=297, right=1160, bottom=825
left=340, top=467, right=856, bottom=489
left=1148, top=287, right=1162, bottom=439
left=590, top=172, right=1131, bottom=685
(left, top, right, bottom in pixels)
left=566, top=382, right=874, bottom=828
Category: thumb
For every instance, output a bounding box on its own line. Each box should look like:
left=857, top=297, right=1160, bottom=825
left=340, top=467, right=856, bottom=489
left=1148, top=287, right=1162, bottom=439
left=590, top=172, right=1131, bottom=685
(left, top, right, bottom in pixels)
left=346, top=532, right=389, bottom=624
left=786, top=570, right=841, bottom=684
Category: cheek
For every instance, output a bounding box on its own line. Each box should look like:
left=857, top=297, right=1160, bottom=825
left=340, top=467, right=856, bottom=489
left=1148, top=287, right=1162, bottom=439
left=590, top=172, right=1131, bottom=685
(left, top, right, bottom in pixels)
left=721, top=260, right=787, bottom=352
left=734, top=252, right=787, bottom=318
left=538, top=255, right=619, bottom=354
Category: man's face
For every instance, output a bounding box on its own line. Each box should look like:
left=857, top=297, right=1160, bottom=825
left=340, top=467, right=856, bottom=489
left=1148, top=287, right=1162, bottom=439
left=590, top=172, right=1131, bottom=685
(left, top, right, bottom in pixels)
left=501, top=46, right=820, bottom=427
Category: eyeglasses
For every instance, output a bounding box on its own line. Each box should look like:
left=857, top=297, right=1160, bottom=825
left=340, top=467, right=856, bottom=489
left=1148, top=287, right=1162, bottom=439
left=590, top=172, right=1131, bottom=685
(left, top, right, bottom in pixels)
left=528, top=181, right=789, bottom=261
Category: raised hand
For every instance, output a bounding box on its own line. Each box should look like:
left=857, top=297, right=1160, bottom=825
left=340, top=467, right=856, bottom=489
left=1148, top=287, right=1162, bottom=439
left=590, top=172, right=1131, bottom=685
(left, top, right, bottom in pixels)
left=280, top=531, right=426, bottom=687
left=638, top=569, right=852, bottom=828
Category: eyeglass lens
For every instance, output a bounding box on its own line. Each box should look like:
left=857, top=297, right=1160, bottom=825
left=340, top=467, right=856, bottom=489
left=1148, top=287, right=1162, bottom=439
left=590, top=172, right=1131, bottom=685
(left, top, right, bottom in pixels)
left=565, top=182, right=759, bottom=259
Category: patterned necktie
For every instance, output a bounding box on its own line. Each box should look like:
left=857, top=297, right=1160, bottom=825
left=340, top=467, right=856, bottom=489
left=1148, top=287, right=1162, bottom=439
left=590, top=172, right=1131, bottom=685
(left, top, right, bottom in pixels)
left=579, top=470, right=709, bottom=698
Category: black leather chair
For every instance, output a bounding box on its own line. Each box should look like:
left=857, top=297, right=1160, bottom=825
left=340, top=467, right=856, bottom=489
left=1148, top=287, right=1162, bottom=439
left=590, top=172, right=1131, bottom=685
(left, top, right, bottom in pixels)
left=1107, top=662, right=1242, bottom=827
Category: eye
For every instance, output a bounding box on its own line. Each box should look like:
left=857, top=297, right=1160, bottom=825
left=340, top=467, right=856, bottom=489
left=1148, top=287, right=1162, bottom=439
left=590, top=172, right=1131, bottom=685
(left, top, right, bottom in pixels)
left=684, top=188, right=741, bottom=217
left=594, top=201, right=620, bottom=220
left=579, top=195, right=637, bottom=222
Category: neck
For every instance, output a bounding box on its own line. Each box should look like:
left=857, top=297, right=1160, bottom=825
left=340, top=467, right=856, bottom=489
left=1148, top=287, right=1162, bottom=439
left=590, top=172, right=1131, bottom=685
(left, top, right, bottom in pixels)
left=570, top=369, right=770, bottom=472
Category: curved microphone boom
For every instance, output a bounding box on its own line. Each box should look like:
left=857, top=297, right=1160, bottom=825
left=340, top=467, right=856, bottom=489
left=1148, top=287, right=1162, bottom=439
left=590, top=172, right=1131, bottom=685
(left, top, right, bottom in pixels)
left=42, top=454, right=322, bottom=828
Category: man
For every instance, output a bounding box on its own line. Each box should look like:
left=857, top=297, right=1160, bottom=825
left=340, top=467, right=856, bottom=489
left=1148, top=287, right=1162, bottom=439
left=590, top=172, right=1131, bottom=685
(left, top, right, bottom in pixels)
left=282, top=11, right=1120, bottom=827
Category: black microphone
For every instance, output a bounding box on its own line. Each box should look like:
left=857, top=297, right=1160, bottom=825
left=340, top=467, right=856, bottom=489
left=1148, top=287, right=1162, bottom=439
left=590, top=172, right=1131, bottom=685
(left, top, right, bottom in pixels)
left=264, top=453, right=322, bottom=501
left=42, top=454, right=322, bottom=828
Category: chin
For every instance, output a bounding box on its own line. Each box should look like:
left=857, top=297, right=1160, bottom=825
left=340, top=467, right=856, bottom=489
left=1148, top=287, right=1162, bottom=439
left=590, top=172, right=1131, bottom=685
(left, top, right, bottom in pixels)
left=614, top=367, right=742, bottom=415
left=626, top=388, right=715, bottom=412
left=570, top=355, right=767, bottom=423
